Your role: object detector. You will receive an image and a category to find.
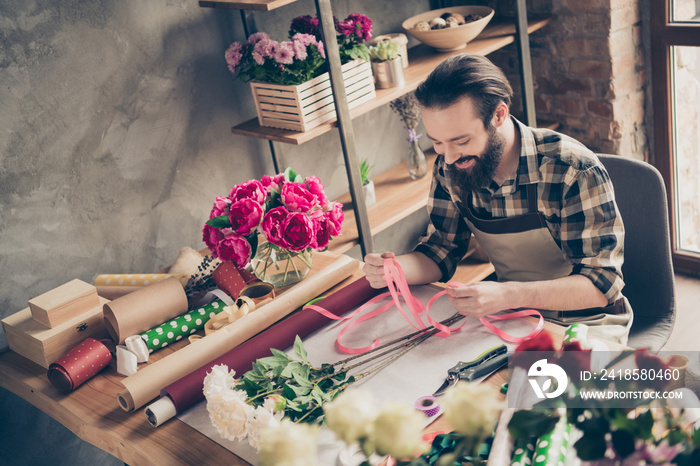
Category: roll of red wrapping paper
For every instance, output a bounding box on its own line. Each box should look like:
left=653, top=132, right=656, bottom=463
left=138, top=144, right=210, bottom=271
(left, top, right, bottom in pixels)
left=47, top=338, right=112, bottom=393
left=160, top=277, right=383, bottom=415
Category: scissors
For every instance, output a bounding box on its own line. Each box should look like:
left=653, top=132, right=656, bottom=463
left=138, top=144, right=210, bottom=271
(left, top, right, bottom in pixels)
left=432, top=344, right=510, bottom=397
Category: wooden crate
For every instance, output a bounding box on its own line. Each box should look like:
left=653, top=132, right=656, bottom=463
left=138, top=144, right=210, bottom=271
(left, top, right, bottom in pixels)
left=2, top=297, right=110, bottom=369
left=250, top=59, right=376, bottom=132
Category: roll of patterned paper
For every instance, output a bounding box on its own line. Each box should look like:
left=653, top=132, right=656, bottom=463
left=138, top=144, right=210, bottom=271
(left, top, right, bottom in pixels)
left=117, top=254, right=359, bottom=412
left=212, top=261, right=264, bottom=301
left=145, top=275, right=381, bottom=426
left=532, top=417, right=572, bottom=466
left=103, top=277, right=189, bottom=345
left=140, top=298, right=227, bottom=353
left=47, top=338, right=113, bottom=393
left=510, top=436, right=537, bottom=466
left=95, top=273, right=189, bottom=299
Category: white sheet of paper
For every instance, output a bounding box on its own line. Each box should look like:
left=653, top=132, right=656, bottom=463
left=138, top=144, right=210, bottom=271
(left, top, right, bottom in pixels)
left=178, top=284, right=541, bottom=465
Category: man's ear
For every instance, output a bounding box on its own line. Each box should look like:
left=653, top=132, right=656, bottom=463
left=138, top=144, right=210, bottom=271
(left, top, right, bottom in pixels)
left=492, top=102, right=509, bottom=127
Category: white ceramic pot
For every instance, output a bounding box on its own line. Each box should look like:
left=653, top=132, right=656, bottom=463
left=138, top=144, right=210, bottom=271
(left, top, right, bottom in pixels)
left=362, top=179, right=376, bottom=206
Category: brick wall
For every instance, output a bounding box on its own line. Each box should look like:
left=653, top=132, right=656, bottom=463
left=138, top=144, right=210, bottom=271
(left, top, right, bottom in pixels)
left=487, top=0, right=649, bottom=160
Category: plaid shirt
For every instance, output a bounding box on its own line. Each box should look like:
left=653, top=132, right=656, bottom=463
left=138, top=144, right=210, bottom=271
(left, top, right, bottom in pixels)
left=414, top=117, right=626, bottom=303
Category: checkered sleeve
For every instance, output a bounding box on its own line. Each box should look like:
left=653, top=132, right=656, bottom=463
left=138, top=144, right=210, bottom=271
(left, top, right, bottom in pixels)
left=559, top=164, right=626, bottom=302
left=413, top=158, right=472, bottom=282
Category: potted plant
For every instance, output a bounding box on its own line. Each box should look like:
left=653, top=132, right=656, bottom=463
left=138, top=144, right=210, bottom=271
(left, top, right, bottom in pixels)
left=224, top=13, right=376, bottom=132
left=360, top=159, right=376, bottom=206
left=369, top=40, right=405, bottom=89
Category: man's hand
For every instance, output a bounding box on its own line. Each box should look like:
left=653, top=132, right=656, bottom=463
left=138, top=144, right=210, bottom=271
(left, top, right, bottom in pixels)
left=446, top=281, right=510, bottom=318
left=363, top=252, right=395, bottom=289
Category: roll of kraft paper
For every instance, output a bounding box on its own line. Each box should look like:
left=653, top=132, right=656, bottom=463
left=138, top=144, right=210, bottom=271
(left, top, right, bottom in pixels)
left=117, top=254, right=359, bottom=412
left=103, top=277, right=189, bottom=345
left=48, top=338, right=113, bottom=393
left=146, top=276, right=383, bottom=427
left=140, top=298, right=227, bottom=353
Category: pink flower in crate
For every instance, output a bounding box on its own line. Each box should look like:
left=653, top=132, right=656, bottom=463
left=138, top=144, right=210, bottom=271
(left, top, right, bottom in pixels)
left=281, top=212, right=314, bottom=251
left=253, top=38, right=273, bottom=65
left=274, top=41, right=295, bottom=65
left=261, top=173, right=285, bottom=194
left=309, top=210, right=330, bottom=250
left=229, top=180, right=266, bottom=204
left=209, top=196, right=231, bottom=219
left=281, top=182, right=317, bottom=213
left=325, top=201, right=344, bottom=236
left=304, top=176, right=328, bottom=207
left=247, top=32, right=270, bottom=45
left=217, top=234, right=252, bottom=269
left=340, top=13, right=373, bottom=42
left=261, top=206, right=289, bottom=247
left=202, top=225, right=229, bottom=255
left=291, top=37, right=308, bottom=61
left=291, top=33, right=315, bottom=48
left=228, top=199, right=263, bottom=236
left=224, top=42, right=244, bottom=74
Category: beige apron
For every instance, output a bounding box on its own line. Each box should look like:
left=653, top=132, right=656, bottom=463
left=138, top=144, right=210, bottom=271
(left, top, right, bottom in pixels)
left=461, top=184, right=632, bottom=346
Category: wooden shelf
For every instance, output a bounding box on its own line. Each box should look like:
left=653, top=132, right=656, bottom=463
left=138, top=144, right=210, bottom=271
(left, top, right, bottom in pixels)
left=199, top=0, right=297, bottom=11
left=230, top=17, right=551, bottom=145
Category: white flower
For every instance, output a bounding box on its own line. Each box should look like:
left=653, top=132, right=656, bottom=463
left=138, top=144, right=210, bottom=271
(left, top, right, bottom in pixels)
left=323, top=388, right=378, bottom=445
left=206, top=389, right=253, bottom=441
left=258, top=419, right=319, bottom=466
left=246, top=405, right=284, bottom=450
left=202, top=364, right=237, bottom=399
left=371, top=403, right=428, bottom=460
left=442, top=381, right=504, bottom=440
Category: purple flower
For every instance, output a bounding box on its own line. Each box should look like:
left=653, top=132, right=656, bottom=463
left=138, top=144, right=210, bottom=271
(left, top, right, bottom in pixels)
left=289, top=15, right=319, bottom=36
left=247, top=32, right=270, bottom=45
left=274, top=41, right=295, bottom=65
left=338, top=13, right=373, bottom=42
left=224, top=42, right=244, bottom=74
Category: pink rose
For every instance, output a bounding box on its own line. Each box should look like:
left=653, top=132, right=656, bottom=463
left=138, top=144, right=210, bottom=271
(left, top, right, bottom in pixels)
left=209, top=196, right=231, bottom=219
left=261, top=173, right=285, bottom=194
left=310, top=211, right=330, bottom=250
left=229, top=180, right=266, bottom=205
left=228, top=199, right=263, bottom=236
left=281, top=182, right=317, bottom=212
left=217, top=234, right=252, bottom=269
left=202, top=224, right=225, bottom=255
left=281, top=212, right=314, bottom=251
left=325, top=201, right=344, bottom=236
left=261, top=206, right=289, bottom=247
left=304, top=176, right=328, bottom=207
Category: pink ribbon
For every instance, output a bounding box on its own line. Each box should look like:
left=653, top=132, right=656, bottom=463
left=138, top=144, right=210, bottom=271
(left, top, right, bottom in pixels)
left=305, top=258, right=545, bottom=354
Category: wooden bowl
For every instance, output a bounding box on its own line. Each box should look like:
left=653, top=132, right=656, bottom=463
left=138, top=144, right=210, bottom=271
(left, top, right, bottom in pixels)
left=402, top=6, right=495, bottom=52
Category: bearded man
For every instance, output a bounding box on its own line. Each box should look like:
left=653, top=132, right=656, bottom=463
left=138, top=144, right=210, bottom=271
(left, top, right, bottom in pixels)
left=363, top=54, right=632, bottom=345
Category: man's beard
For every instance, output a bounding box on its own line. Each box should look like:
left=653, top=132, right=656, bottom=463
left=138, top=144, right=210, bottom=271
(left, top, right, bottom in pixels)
left=446, top=123, right=504, bottom=205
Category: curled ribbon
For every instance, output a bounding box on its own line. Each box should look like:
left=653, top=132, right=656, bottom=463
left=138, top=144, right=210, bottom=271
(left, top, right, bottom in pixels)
left=305, top=258, right=545, bottom=354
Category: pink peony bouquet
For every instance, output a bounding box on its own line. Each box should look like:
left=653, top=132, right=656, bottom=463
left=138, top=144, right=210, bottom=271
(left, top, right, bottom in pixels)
left=202, top=168, right=343, bottom=270
left=225, top=13, right=372, bottom=86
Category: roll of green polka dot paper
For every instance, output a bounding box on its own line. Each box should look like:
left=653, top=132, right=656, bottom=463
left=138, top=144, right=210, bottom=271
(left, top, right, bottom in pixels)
left=140, top=299, right=227, bottom=352
left=531, top=417, right=572, bottom=466
left=510, top=436, right=536, bottom=466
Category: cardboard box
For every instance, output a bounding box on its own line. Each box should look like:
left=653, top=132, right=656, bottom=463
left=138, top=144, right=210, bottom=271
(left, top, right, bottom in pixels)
left=28, top=279, right=101, bottom=328
left=2, top=297, right=110, bottom=369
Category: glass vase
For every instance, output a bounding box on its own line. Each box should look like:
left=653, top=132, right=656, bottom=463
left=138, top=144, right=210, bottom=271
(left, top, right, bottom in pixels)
left=250, top=241, right=313, bottom=288
left=407, top=139, right=428, bottom=180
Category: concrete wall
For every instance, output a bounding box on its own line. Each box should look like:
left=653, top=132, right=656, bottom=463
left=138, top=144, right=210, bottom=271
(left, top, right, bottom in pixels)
left=0, top=0, right=427, bottom=463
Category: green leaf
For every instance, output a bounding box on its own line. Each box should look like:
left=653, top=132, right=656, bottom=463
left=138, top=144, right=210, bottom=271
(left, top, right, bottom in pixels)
left=573, top=432, right=608, bottom=461
left=206, top=214, right=231, bottom=229
left=610, top=430, right=636, bottom=459
left=294, top=335, right=308, bottom=362
left=246, top=231, right=258, bottom=260
left=269, top=348, right=291, bottom=362
left=284, top=167, right=297, bottom=183
left=507, top=410, right=560, bottom=440
left=282, top=384, right=297, bottom=400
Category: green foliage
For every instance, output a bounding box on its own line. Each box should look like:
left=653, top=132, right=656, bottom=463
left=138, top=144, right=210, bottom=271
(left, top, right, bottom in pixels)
left=369, top=41, right=400, bottom=62
left=360, top=159, right=373, bottom=186
left=241, top=335, right=352, bottom=423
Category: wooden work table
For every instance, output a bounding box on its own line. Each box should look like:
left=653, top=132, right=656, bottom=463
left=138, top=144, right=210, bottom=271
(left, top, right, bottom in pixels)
left=0, top=267, right=567, bottom=466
